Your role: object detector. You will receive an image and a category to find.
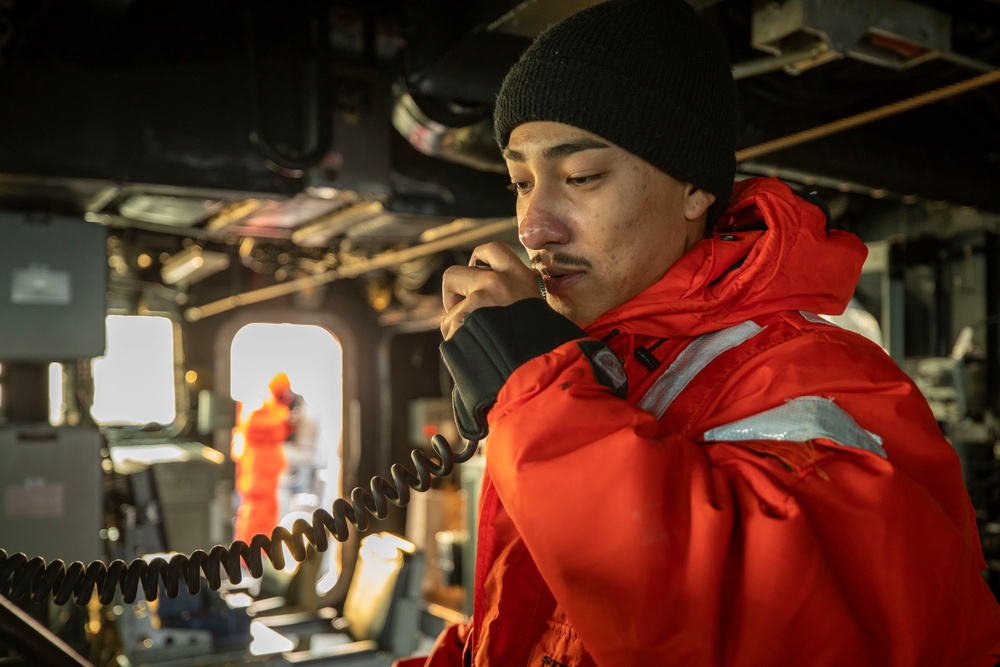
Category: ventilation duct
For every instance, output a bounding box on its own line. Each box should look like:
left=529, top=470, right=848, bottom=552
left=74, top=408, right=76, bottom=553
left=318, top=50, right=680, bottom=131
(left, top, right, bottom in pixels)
left=391, top=82, right=506, bottom=175
left=751, top=0, right=951, bottom=74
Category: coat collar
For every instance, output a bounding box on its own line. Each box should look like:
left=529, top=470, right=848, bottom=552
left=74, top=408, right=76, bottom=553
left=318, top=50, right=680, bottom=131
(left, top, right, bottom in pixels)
left=585, top=177, right=867, bottom=341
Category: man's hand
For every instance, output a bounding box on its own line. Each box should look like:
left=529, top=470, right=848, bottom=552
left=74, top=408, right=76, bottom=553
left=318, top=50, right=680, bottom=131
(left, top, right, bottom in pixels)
left=440, top=242, right=544, bottom=340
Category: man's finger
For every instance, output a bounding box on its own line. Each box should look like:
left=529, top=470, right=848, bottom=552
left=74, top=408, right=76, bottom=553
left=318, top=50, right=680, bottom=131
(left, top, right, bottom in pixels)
left=468, top=242, right=525, bottom=273
left=441, top=264, right=486, bottom=311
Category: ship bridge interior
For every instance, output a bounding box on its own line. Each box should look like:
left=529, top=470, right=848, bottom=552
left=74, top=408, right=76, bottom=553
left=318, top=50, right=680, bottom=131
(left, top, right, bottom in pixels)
left=1, top=1, right=1000, bottom=665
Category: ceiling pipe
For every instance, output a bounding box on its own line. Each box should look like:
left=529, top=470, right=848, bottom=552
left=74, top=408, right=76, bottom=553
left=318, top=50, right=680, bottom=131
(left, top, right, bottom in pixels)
left=184, top=217, right=514, bottom=321
left=736, top=67, right=1000, bottom=162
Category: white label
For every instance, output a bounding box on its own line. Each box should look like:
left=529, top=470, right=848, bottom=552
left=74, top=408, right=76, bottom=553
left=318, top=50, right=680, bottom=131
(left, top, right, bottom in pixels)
left=11, top=265, right=71, bottom=305
left=4, top=482, right=66, bottom=519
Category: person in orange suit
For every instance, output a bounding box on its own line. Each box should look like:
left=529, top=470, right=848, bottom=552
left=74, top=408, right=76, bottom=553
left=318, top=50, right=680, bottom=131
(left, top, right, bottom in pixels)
left=231, top=372, right=292, bottom=543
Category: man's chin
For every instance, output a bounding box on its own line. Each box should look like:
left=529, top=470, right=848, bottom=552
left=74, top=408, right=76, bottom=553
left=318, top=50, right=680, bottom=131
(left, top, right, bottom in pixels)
left=549, top=298, right=594, bottom=329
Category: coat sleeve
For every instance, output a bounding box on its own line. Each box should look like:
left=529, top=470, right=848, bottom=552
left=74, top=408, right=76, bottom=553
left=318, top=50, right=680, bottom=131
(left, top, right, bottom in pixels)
left=391, top=621, right=468, bottom=667
left=483, top=336, right=1000, bottom=666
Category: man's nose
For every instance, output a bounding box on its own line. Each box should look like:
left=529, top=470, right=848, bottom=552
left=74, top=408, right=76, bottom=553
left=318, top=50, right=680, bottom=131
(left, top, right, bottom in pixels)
left=518, top=198, right=570, bottom=250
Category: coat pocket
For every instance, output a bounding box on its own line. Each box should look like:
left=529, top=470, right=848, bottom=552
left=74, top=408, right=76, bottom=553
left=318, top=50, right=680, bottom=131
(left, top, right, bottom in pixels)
left=525, top=620, right=589, bottom=667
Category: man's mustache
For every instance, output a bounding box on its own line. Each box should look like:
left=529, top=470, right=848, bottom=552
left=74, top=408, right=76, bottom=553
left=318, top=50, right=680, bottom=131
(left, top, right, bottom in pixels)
left=530, top=251, right=593, bottom=270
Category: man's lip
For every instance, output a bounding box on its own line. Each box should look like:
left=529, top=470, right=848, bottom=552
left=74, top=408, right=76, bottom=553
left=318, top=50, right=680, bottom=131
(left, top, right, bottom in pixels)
left=538, top=263, right=584, bottom=278
left=540, top=268, right=584, bottom=295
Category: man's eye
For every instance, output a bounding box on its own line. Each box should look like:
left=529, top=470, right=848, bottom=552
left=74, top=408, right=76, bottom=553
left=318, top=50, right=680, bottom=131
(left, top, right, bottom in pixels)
left=567, top=174, right=602, bottom=186
left=506, top=181, right=531, bottom=194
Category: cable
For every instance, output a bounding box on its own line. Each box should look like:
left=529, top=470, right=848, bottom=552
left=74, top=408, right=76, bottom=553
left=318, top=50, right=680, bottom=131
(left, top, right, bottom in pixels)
left=736, top=68, right=1000, bottom=163
left=0, top=434, right=479, bottom=607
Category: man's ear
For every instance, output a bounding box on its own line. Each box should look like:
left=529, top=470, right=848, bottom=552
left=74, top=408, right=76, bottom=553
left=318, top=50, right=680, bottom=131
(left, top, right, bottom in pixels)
left=684, top=185, right=716, bottom=221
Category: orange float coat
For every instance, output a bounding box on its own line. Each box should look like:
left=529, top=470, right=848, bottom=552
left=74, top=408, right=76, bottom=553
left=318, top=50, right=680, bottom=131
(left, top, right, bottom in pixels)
left=232, top=393, right=289, bottom=543
left=401, top=177, right=1000, bottom=666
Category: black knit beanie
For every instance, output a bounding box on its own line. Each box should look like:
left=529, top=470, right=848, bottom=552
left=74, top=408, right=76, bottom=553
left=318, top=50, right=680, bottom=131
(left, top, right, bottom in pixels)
left=493, top=0, right=738, bottom=222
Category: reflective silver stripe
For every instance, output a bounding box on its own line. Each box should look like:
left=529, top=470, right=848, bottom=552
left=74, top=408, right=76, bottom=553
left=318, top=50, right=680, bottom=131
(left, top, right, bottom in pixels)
left=799, top=310, right=830, bottom=325
left=702, top=395, right=887, bottom=459
left=637, top=320, right=764, bottom=419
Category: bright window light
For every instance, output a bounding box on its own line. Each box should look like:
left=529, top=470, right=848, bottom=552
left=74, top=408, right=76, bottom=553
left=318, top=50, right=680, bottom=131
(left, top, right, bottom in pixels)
left=230, top=323, right=342, bottom=408
left=91, top=315, right=177, bottom=426
left=249, top=621, right=295, bottom=655
left=48, top=362, right=64, bottom=426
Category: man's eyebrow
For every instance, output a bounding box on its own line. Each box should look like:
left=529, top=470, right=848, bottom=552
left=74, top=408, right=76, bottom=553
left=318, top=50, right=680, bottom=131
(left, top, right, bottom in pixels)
left=544, top=138, right=609, bottom=160
left=503, top=138, right=609, bottom=163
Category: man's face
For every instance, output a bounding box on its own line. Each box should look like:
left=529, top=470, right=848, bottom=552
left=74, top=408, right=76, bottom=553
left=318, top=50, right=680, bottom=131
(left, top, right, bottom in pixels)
left=504, top=121, right=710, bottom=328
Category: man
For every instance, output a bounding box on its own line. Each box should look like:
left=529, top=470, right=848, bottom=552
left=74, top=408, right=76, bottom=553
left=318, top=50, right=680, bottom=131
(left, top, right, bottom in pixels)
left=398, top=0, right=1000, bottom=664
left=231, top=372, right=292, bottom=543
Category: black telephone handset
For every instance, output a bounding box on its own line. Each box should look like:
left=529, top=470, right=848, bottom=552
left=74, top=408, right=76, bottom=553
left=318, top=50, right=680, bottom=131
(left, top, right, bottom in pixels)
left=0, top=429, right=482, bottom=607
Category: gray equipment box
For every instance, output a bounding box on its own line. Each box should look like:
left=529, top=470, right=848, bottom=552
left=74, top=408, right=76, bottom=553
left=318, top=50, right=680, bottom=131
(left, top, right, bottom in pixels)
left=0, top=214, right=107, bottom=361
left=110, top=442, right=228, bottom=554
left=0, top=426, right=103, bottom=564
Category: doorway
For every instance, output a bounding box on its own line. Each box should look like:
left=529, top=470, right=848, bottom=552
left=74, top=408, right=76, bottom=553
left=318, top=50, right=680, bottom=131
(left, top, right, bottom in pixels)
left=229, top=322, right=344, bottom=588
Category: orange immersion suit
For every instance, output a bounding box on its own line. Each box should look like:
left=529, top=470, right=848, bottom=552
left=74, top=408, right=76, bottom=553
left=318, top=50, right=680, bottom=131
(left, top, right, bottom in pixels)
left=400, top=177, right=1000, bottom=666
left=232, top=374, right=291, bottom=543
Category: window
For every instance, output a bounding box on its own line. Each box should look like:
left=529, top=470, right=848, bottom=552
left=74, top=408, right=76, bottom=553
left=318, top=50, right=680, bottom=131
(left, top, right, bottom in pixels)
left=91, top=315, right=177, bottom=426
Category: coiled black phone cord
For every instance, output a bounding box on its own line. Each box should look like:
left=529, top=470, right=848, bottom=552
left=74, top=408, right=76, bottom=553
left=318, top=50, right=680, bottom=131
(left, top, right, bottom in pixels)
left=0, top=434, right=478, bottom=607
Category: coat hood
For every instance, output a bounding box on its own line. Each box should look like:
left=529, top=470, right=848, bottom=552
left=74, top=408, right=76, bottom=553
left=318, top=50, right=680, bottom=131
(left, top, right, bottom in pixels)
left=585, top=177, right=868, bottom=340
